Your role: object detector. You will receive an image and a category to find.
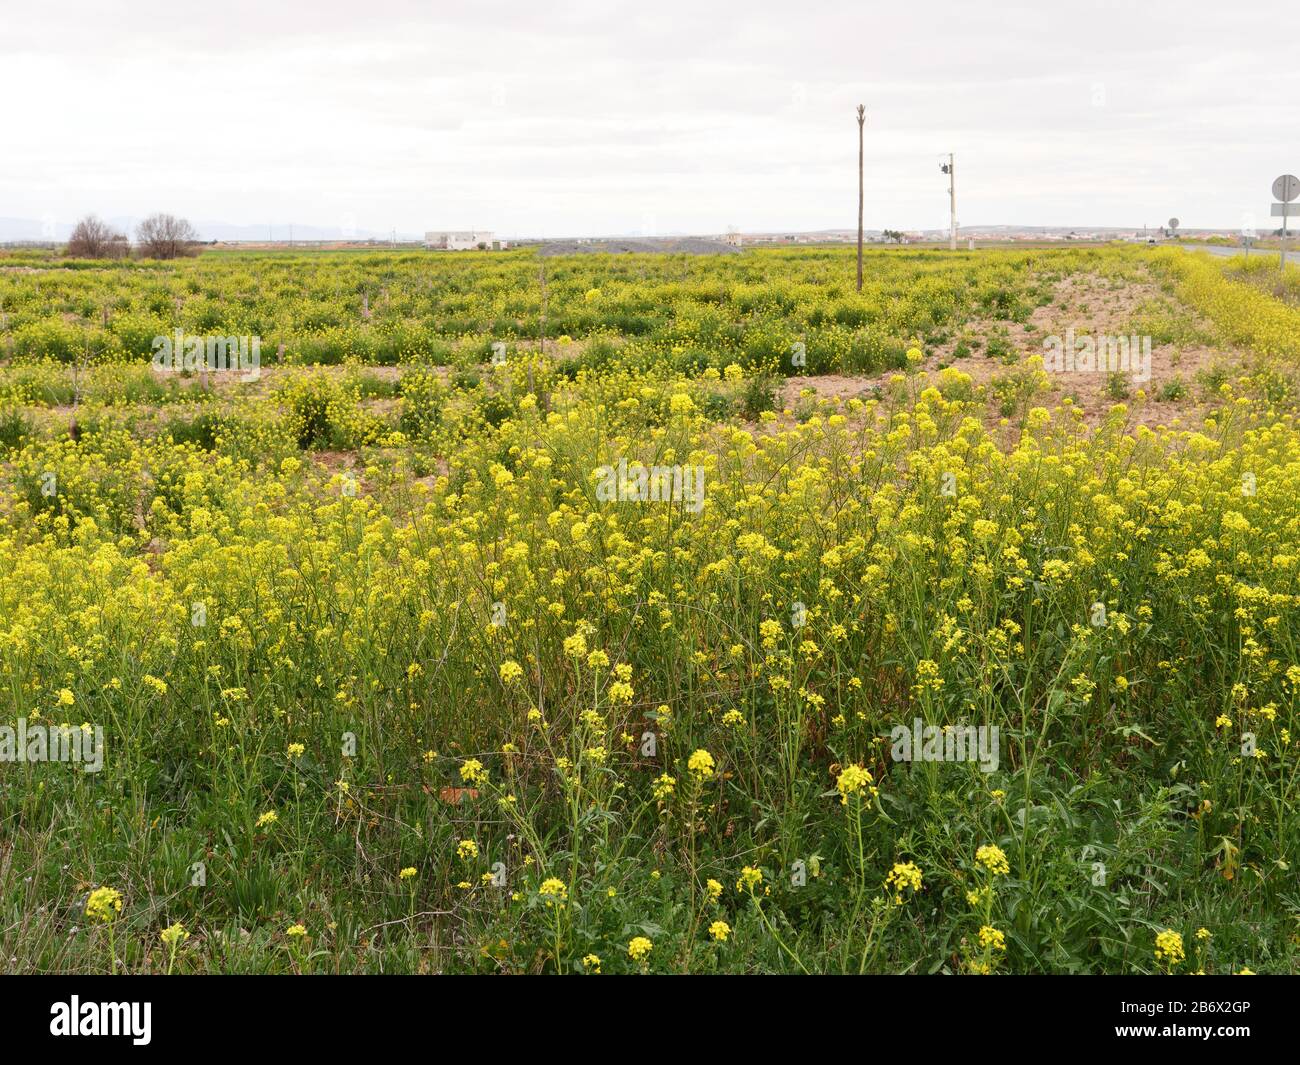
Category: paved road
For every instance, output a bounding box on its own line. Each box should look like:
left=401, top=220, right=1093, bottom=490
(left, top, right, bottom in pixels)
left=1176, top=242, right=1289, bottom=261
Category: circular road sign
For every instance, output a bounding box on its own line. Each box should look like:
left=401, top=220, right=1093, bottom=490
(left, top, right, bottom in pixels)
left=1168, top=217, right=1179, bottom=230
left=1273, top=174, right=1300, bottom=203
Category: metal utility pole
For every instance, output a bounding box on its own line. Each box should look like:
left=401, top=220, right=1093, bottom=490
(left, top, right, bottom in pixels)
left=941, top=154, right=957, bottom=250
left=856, top=104, right=865, bottom=291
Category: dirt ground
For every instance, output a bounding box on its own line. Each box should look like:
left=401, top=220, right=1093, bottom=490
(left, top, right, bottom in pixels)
left=781, top=269, right=1248, bottom=428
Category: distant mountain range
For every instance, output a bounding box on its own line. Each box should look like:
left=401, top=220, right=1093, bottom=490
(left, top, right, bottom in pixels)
left=0, top=217, right=1246, bottom=245
left=0, top=216, right=423, bottom=243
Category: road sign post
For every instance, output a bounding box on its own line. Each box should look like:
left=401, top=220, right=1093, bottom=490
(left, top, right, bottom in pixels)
left=1272, top=175, right=1299, bottom=268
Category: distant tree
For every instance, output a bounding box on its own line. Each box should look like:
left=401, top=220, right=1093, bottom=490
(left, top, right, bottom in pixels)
left=66, top=215, right=128, bottom=259
left=135, top=213, right=200, bottom=259
left=882, top=228, right=905, bottom=244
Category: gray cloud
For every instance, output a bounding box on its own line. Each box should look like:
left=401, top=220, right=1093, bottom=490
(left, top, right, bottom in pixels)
left=2, top=0, right=1296, bottom=236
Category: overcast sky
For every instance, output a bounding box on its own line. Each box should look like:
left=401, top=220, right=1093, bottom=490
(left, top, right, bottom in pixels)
left=2, top=0, right=1296, bottom=237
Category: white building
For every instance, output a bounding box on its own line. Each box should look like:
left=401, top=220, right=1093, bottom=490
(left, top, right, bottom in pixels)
left=424, top=230, right=505, bottom=250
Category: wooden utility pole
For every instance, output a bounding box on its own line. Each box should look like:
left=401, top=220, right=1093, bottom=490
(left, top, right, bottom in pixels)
left=856, top=104, right=866, bottom=291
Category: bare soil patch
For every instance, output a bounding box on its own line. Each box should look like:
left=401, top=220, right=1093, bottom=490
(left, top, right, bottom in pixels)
left=782, top=269, right=1250, bottom=428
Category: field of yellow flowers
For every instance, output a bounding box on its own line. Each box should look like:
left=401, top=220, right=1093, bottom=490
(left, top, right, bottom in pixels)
left=0, top=244, right=1297, bottom=974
